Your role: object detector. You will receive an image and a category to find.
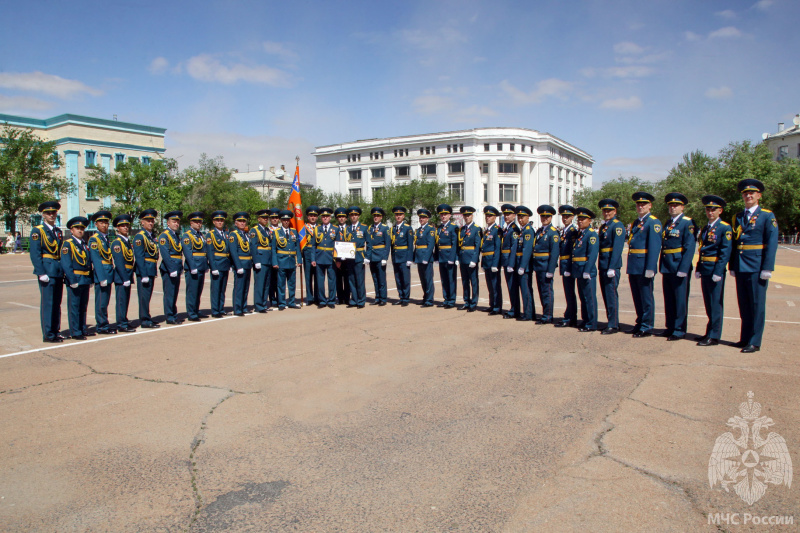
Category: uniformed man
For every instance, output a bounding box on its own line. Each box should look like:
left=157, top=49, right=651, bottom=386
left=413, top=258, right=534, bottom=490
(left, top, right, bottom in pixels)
left=627, top=192, right=662, bottom=337
left=302, top=206, right=320, bottom=305
left=365, top=207, right=391, bottom=306
left=500, top=204, right=520, bottom=319
left=182, top=211, right=209, bottom=322
left=159, top=211, right=184, bottom=324
left=391, top=206, right=414, bottom=306
left=696, top=195, right=733, bottom=347
left=111, top=214, right=136, bottom=333
left=311, top=207, right=337, bottom=308
left=267, top=208, right=282, bottom=306
left=435, top=204, right=459, bottom=309
left=514, top=206, right=536, bottom=321
left=133, top=209, right=160, bottom=328
left=555, top=205, right=580, bottom=328
left=533, top=205, right=560, bottom=324
left=60, top=216, right=92, bottom=340
left=333, top=207, right=352, bottom=305
left=206, top=211, right=231, bottom=318
left=88, top=210, right=116, bottom=334
left=251, top=209, right=273, bottom=313
left=414, top=208, right=436, bottom=307
left=572, top=207, right=600, bottom=332
left=658, top=193, right=697, bottom=341
left=458, top=206, right=482, bottom=312
left=29, top=201, right=65, bottom=342
left=272, top=209, right=302, bottom=309
left=730, top=178, right=778, bottom=353
left=229, top=212, right=253, bottom=316
left=347, top=206, right=368, bottom=308
left=481, top=206, right=503, bottom=315
left=596, top=200, right=626, bottom=334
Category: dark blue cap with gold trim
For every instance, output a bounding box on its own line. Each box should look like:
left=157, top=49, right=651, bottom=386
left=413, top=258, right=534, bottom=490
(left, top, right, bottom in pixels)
left=233, top=212, right=249, bottom=222
left=460, top=206, right=476, bottom=215
left=334, top=207, right=347, bottom=217
left=38, top=201, right=61, bottom=213
left=597, top=199, right=619, bottom=210
left=501, top=204, right=516, bottom=215
left=188, top=211, right=204, bottom=222
left=537, top=204, right=556, bottom=216
left=347, top=206, right=362, bottom=216
left=576, top=207, right=596, bottom=218
left=113, top=214, right=132, bottom=226
left=92, top=210, right=112, bottom=223
left=417, top=208, right=431, bottom=218
left=256, top=209, right=270, bottom=218
left=516, top=205, right=533, bottom=216
left=436, top=203, right=452, bottom=215
left=67, top=216, right=89, bottom=229
left=484, top=206, right=500, bottom=216
left=164, top=210, right=182, bottom=221
left=268, top=208, right=281, bottom=217
left=702, top=195, right=726, bottom=209
left=319, top=207, right=333, bottom=216
left=664, top=192, right=688, bottom=205
left=371, top=207, right=385, bottom=216
left=632, top=191, right=655, bottom=203
left=392, top=206, right=407, bottom=215
left=305, top=205, right=320, bottom=216
left=211, top=210, right=227, bottom=220
left=738, top=178, right=764, bottom=193
left=279, top=209, right=293, bottom=220
left=139, top=208, right=158, bottom=220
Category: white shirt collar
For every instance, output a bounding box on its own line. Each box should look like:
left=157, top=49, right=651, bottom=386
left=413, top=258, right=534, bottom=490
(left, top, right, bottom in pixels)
left=708, top=218, right=720, bottom=228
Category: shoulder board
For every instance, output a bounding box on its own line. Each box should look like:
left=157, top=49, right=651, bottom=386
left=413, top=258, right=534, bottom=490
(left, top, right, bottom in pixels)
left=35, top=225, right=44, bottom=230
left=550, top=226, right=558, bottom=232
left=649, top=215, right=658, bottom=220
left=761, top=209, right=772, bottom=213
left=719, top=221, right=731, bottom=226
left=588, top=228, right=597, bottom=233
left=683, top=216, right=692, bottom=221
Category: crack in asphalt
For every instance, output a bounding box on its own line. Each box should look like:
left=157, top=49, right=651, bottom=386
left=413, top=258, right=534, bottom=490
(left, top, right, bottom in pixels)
left=626, top=397, right=702, bottom=422
left=0, top=371, right=94, bottom=395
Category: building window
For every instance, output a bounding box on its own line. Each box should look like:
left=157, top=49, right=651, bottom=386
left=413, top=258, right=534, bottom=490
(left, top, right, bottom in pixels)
left=778, top=145, right=789, bottom=159
left=86, top=213, right=96, bottom=230
left=114, top=153, right=125, bottom=168
left=484, top=143, right=490, bottom=152
left=481, top=162, right=489, bottom=174
left=549, top=185, right=554, bottom=204
left=447, top=144, right=452, bottom=153
left=459, top=144, right=464, bottom=152
left=51, top=151, right=59, bottom=167
left=497, top=143, right=502, bottom=151
left=129, top=157, right=139, bottom=164
left=372, top=186, right=384, bottom=197
left=85, top=150, right=97, bottom=167
left=396, top=165, right=410, bottom=177
left=797, top=143, right=800, bottom=158
left=498, top=162, right=518, bottom=173
left=142, top=156, right=151, bottom=165
left=432, top=146, right=436, bottom=154
left=499, top=184, right=518, bottom=203
left=448, top=161, right=464, bottom=174
left=425, top=146, right=431, bottom=155
left=349, top=169, right=362, bottom=181
left=420, top=147, right=424, bottom=155
left=371, top=167, right=385, bottom=179
left=447, top=182, right=464, bottom=202
left=483, top=183, right=488, bottom=202
left=420, top=163, right=437, bottom=176
left=394, top=150, right=397, bottom=157
left=349, top=188, right=362, bottom=200
left=348, top=155, right=352, bottom=162
left=86, top=183, right=98, bottom=200
left=510, top=143, right=515, bottom=152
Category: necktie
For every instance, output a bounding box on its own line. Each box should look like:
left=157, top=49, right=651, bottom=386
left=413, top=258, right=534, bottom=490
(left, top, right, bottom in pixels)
left=54, top=227, right=62, bottom=240
left=745, top=210, right=751, bottom=224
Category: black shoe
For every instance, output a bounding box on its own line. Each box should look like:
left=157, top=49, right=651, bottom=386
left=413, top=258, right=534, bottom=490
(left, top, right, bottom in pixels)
left=346, top=304, right=357, bottom=308
left=578, top=327, right=596, bottom=332
left=118, top=326, right=137, bottom=333
left=458, top=305, right=469, bottom=311
left=421, top=303, right=433, bottom=307
left=488, top=311, right=500, bottom=316
left=378, top=302, right=387, bottom=306
left=554, top=320, right=576, bottom=328
left=733, top=341, right=748, bottom=348
left=140, top=322, right=157, bottom=328
left=211, top=314, right=223, bottom=318
left=98, top=329, right=117, bottom=335
left=279, top=307, right=286, bottom=311
left=667, top=335, right=682, bottom=341
left=656, top=330, right=673, bottom=338
left=467, top=307, right=476, bottom=312
left=626, top=327, right=640, bottom=335
left=72, top=335, right=87, bottom=341
left=517, top=317, right=532, bottom=322
left=166, top=319, right=183, bottom=325
left=328, top=304, right=336, bottom=309
left=632, top=330, right=652, bottom=338
left=370, top=301, right=380, bottom=306
left=317, top=305, right=327, bottom=309
left=443, top=304, right=455, bottom=309
left=503, top=312, right=515, bottom=319
left=601, top=327, right=619, bottom=335
left=289, top=304, right=302, bottom=309
left=401, top=302, right=409, bottom=307
left=56, top=334, right=67, bottom=341
left=188, top=317, right=201, bottom=322
left=392, top=301, right=402, bottom=306
left=437, top=303, right=446, bottom=308
left=43, top=337, right=63, bottom=343
left=234, top=313, right=245, bottom=317
left=697, top=338, right=719, bottom=346
left=741, top=344, right=760, bottom=353
left=537, top=319, right=552, bottom=325
left=198, top=314, right=210, bottom=319
left=696, top=335, right=709, bottom=344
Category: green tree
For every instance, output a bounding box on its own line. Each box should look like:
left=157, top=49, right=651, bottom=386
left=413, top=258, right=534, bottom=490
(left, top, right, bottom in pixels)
left=572, top=176, right=657, bottom=224
left=0, top=125, right=74, bottom=230
left=85, top=157, right=183, bottom=221
left=372, top=179, right=460, bottom=224
left=657, top=150, right=718, bottom=222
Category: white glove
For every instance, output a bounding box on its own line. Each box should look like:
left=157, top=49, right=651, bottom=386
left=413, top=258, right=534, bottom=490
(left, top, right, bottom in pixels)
left=381, top=260, right=387, bottom=266
left=677, top=271, right=687, bottom=278
left=211, top=270, right=219, bottom=276
left=364, top=258, right=370, bottom=264
left=607, top=269, right=615, bottom=278
left=190, top=269, right=197, bottom=275
left=448, top=261, right=454, bottom=265
left=760, top=270, right=772, bottom=280
left=469, top=261, right=476, bottom=268
left=491, top=267, right=498, bottom=273
left=255, top=263, right=261, bottom=270
left=142, top=276, right=150, bottom=284
left=517, top=268, right=524, bottom=275
left=694, top=271, right=701, bottom=279
left=564, top=271, right=571, bottom=277
left=123, top=280, right=131, bottom=287
left=70, top=283, right=78, bottom=288
left=506, top=266, right=513, bottom=273
left=39, top=274, right=49, bottom=282
left=644, top=270, right=655, bottom=278
left=406, top=261, right=412, bottom=267
left=423, top=260, right=428, bottom=264
left=169, top=271, right=177, bottom=278
left=100, top=280, right=108, bottom=287
left=545, top=272, right=553, bottom=278
left=712, top=274, right=722, bottom=282
left=730, top=270, right=736, bottom=278
left=237, top=268, right=244, bottom=275
left=583, top=272, right=590, bottom=279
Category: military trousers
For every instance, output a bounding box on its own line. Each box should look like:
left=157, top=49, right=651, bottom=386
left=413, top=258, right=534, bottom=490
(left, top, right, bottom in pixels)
left=534, top=271, right=554, bottom=320
left=94, top=283, right=113, bottom=331
left=67, top=284, right=90, bottom=337
left=701, top=273, right=726, bottom=340
left=316, top=263, right=337, bottom=305
left=417, top=262, right=435, bottom=305
left=232, top=268, right=251, bottom=314
left=349, top=262, right=366, bottom=306
left=115, top=283, right=132, bottom=329
left=162, top=273, right=181, bottom=321
left=504, top=268, right=519, bottom=317
left=38, top=276, right=63, bottom=340
left=735, top=272, right=768, bottom=347
left=184, top=270, right=206, bottom=320
left=438, top=261, right=458, bottom=306
left=252, top=264, right=270, bottom=312
left=459, top=263, right=479, bottom=309
left=335, top=261, right=350, bottom=304
left=484, top=268, right=503, bottom=313
left=577, top=274, right=598, bottom=330
left=599, top=270, right=620, bottom=328
left=662, top=272, right=691, bottom=336
left=276, top=267, right=297, bottom=308
left=562, top=273, right=577, bottom=322
left=369, top=262, right=387, bottom=303
left=514, top=271, right=535, bottom=320
left=629, top=274, right=655, bottom=332
left=303, top=257, right=318, bottom=305
left=137, top=274, right=156, bottom=325
left=268, top=266, right=279, bottom=307
left=393, top=261, right=411, bottom=303
left=209, top=269, right=229, bottom=316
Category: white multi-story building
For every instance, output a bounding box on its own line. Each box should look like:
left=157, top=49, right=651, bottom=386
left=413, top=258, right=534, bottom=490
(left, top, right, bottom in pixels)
left=313, top=127, right=593, bottom=225
left=763, top=114, right=800, bottom=161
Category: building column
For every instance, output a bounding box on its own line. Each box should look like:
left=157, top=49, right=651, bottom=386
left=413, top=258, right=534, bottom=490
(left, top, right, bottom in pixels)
left=520, top=161, right=532, bottom=207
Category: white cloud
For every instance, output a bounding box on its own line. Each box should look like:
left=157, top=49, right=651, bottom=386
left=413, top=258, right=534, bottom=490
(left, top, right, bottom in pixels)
left=705, top=86, right=733, bottom=99
left=149, top=57, right=170, bottom=75
left=455, top=105, right=497, bottom=121
left=754, top=0, right=773, bottom=10
left=262, top=41, right=298, bottom=61
left=613, top=41, right=645, bottom=55
left=600, top=96, right=642, bottom=110
left=0, top=93, right=54, bottom=112
left=413, top=93, right=455, bottom=115
left=399, top=26, right=466, bottom=49
left=709, top=26, right=743, bottom=39
left=581, top=66, right=654, bottom=79
left=185, top=54, right=291, bottom=87
left=0, top=71, right=102, bottom=99
left=500, top=79, right=573, bottom=105
left=715, top=9, right=737, bottom=19
left=684, top=31, right=701, bottom=42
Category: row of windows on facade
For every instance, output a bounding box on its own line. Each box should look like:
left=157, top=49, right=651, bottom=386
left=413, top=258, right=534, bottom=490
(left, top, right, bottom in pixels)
left=344, top=142, right=588, bottom=168
left=345, top=161, right=588, bottom=181
left=53, top=150, right=151, bottom=168
left=776, top=144, right=800, bottom=159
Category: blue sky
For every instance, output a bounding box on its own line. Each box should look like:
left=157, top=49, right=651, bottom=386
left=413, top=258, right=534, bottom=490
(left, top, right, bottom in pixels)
left=1, top=0, right=798, bottom=185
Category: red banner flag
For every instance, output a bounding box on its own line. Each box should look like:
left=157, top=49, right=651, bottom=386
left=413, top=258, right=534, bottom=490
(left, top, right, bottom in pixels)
left=287, top=164, right=307, bottom=248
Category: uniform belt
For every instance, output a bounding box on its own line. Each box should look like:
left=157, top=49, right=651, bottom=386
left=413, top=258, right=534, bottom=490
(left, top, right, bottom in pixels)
left=600, top=248, right=613, bottom=253
left=461, top=246, right=475, bottom=250
left=277, top=250, right=296, bottom=255
left=318, top=246, right=334, bottom=251
left=239, top=256, right=251, bottom=260
left=170, top=254, right=181, bottom=258
left=356, top=247, right=365, bottom=251
left=439, top=245, right=452, bottom=249
left=738, top=244, right=764, bottom=250
left=629, top=249, right=647, bottom=254
left=102, top=260, right=112, bottom=265
left=501, top=249, right=511, bottom=253
left=533, top=252, right=550, bottom=257
left=214, top=253, right=228, bottom=257
left=417, top=245, right=428, bottom=248
left=192, top=252, right=206, bottom=256
left=257, top=246, right=270, bottom=250
left=662, top=247, right=683, bottom=254
left=372, top=245, right=385, bottom=249
left=572, top=257, right=587, bottom=262
left=516, top=252, right=523, bottom=256
left=125, top=265, right=134, bottom=269
left=145, top=258, right=158, bottom=263
left=559, top=255, right=570, bottom=260
left=394, top=246, right=408, bottom=250
left=74, top=270, right=90, bottom=275
left=700, top=256, right=718, bottom=262
left=481, top=251, right=494, bottom=256
left=42, top=253, right=60, bottom=260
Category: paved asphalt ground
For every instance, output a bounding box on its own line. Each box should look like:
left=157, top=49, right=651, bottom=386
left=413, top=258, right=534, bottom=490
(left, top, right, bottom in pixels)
left=1, top=249, right=799, bottom=532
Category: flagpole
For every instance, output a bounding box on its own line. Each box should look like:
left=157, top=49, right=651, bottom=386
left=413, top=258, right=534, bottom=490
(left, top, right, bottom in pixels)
left=294, top=155, right=305, bottom=307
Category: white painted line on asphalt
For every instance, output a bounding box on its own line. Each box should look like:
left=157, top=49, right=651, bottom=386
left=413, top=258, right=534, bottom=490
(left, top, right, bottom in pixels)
left=8, top=302, right=39, bottom=309
left=775, top=284, right=782, bottom=289
left=779, top=246, right=800, bottom=253
left=788, top=301, right=796, bottom=307
left=0, top=279, right=36, bottom=284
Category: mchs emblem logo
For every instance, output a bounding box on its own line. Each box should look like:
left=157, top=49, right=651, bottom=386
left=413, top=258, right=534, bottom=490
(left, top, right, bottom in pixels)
left=709, top=392, right=792, bottom=505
